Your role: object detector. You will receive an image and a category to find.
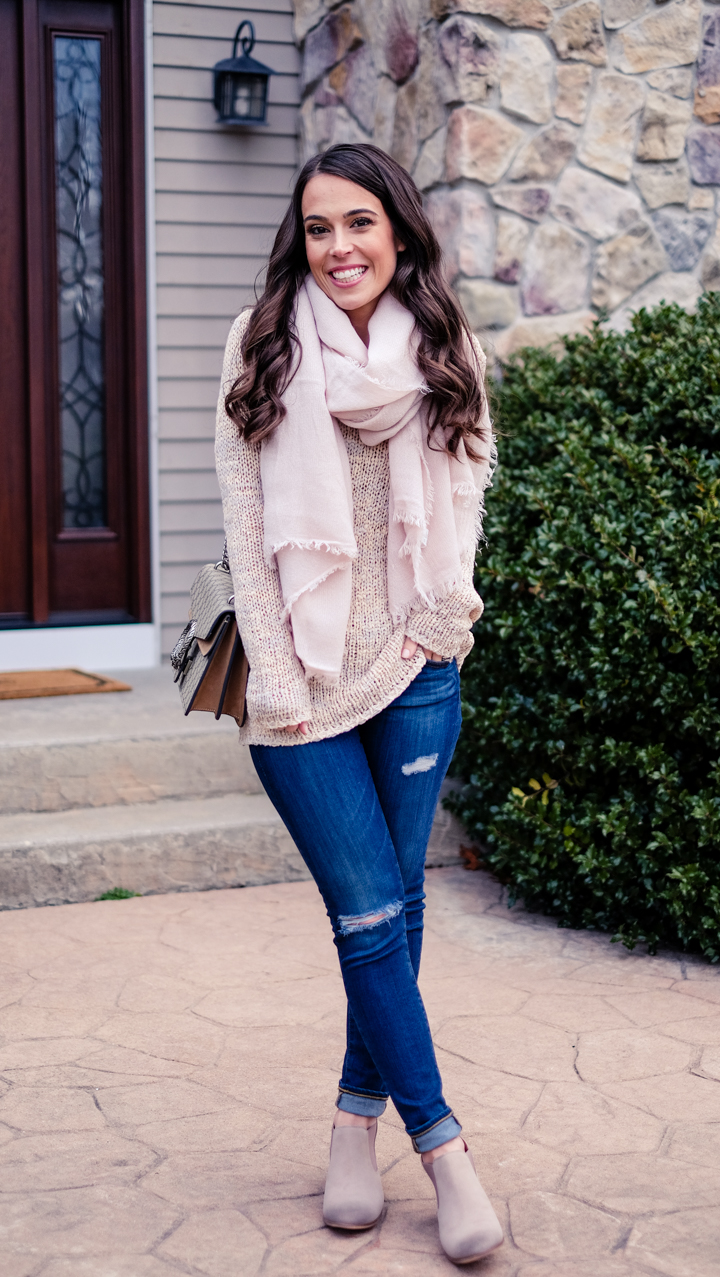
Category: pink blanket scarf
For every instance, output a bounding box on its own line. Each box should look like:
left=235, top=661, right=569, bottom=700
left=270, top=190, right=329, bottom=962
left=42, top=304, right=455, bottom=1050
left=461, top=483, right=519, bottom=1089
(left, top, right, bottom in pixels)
left=260, top=275, right=487, bottom=682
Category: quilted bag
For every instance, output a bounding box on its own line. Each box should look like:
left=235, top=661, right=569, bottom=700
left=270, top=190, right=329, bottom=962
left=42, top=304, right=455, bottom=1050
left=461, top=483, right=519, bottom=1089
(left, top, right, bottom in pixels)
left=170, top=545, right=248, bottom=721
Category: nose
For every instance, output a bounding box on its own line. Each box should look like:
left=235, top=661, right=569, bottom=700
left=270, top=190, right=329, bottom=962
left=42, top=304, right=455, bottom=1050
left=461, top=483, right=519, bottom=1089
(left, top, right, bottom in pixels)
left=330, top=228, right=354, bottom=257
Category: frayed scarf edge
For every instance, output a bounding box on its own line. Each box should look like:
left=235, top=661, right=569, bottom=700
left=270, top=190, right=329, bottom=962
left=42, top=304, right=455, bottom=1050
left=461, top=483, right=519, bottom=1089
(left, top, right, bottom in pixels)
left=390, top=575, right=469, bottom=623
left=304, top=668, right=341, bottom=686
left=474, top=434, right=499, bottom=547
left=267, top=537, right=357, bottom=565
left=279, top=559, right=351, bottom=622
left=392, top=509, right=427, bottom=533
left=339, top=353, right=431, bottom=397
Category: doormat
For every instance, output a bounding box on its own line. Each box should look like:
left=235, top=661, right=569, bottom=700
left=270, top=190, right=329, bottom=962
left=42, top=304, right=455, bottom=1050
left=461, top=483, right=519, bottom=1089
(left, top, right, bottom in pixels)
left=0, top=669, right=132, bottom=700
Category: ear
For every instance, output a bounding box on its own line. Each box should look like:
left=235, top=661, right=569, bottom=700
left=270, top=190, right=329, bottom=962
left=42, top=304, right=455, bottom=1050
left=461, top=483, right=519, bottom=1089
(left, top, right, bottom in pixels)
left=396, top=240, right=406, bottom=253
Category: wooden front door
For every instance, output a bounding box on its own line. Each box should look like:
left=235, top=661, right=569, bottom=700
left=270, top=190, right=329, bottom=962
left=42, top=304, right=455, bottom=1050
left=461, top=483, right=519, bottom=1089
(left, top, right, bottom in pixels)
left=0, top=0, right=149, bottom=628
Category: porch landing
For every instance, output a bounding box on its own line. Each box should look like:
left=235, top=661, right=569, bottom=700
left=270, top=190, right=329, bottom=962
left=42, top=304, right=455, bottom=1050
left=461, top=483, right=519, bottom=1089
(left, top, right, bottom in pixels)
left=1, top=867, right=719, bottom=1275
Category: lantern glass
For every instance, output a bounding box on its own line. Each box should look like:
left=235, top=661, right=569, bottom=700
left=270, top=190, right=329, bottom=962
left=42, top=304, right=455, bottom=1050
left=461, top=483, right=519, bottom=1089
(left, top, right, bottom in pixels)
left=233, top=74, right=266, bottom=119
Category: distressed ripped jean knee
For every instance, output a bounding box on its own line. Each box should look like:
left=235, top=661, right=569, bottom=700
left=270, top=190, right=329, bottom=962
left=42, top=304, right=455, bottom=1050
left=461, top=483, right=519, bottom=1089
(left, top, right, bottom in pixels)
left=337, top=899, right=403, bottom=936
left=250, top=658, right=463, bottom=1151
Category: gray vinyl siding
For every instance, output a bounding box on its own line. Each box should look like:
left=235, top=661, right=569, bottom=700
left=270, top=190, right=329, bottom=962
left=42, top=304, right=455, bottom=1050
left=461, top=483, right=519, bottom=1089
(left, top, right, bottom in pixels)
left=153, top=0, right=300, bottom=657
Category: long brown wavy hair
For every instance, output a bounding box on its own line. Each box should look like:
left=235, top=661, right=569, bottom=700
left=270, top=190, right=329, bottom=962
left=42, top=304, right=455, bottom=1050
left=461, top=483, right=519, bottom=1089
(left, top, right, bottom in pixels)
left=225, top=143, right=487, bottom=460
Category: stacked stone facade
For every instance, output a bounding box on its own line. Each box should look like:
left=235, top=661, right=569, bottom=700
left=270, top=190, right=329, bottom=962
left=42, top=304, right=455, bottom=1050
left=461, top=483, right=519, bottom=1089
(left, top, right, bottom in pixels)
left=293, top=0, right=720, bottom=354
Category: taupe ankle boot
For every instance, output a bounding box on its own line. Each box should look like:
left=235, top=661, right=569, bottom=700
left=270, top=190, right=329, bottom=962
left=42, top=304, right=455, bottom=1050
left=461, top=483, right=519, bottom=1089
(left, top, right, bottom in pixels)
left=322, top=1119, right=384, bottom=1230
left=423, top=1144, right=503, bottom=1264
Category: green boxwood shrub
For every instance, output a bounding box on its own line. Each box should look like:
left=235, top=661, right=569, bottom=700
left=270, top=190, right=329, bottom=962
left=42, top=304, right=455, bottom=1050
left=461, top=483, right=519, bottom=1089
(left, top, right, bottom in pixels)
left=451, top=294, right=720, bottom=959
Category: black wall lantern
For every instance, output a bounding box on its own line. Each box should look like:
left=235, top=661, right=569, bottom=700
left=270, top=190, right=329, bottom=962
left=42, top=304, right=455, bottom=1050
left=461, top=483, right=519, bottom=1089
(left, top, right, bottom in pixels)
left=213, top=21, right=274, bottom=126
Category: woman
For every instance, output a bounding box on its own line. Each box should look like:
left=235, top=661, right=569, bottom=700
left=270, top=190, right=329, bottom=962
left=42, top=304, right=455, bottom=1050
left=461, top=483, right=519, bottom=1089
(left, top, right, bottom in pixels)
left=215, top=142, right=499, bottom=1264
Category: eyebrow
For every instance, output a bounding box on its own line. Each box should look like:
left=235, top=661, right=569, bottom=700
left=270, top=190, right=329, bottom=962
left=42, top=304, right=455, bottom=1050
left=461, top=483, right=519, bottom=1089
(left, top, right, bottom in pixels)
left=303, top=208, right=377, bottom=223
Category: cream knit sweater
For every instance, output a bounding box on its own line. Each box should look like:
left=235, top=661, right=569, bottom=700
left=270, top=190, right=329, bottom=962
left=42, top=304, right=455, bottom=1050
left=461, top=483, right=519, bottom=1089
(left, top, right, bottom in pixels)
left=215, top=309, right=492, bottom=747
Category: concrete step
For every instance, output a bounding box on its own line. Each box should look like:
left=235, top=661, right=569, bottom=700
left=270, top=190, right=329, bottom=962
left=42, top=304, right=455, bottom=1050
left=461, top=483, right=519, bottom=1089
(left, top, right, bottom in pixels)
left=0, top=667, right=260, bottom=814
left=0, top=792, right=306, bottom=909
left=0, top=732, right=261, bottom=815
left=0, top=785, right=466, bottom=911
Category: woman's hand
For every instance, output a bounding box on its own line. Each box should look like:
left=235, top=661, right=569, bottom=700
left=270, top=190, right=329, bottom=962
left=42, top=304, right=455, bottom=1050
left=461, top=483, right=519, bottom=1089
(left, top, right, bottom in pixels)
left=401, top=637, right=444, bottom=662
left=283, top=721, right=309, bottom=735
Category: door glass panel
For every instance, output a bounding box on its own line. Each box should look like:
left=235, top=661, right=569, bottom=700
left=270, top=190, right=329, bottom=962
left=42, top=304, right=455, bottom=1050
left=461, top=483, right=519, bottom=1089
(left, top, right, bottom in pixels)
left=53, top=35, right=106, bottom=529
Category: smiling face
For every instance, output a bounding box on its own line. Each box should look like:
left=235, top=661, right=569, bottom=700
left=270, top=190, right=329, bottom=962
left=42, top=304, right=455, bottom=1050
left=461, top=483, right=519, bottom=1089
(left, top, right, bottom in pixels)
left=301, top=173, right=404, bottom=340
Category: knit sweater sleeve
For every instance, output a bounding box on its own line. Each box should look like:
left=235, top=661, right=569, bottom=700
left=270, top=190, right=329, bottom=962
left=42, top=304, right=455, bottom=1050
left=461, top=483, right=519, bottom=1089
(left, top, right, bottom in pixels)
left=402, top=335, right=494, bottom=664
left=215, top=313, right=312, bottom=728
left=401, top=558, right=483, bottom=665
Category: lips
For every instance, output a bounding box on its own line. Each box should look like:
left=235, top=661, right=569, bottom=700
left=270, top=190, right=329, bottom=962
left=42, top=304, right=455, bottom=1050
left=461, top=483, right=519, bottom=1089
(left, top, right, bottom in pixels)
left=328, top=265, right=368, bottom=284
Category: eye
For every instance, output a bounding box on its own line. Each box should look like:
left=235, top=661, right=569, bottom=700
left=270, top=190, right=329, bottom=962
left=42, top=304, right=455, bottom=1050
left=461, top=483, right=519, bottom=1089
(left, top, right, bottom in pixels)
left=306, top=224, right=328, bottom=236
left=351, top=217, right=373, bottom=228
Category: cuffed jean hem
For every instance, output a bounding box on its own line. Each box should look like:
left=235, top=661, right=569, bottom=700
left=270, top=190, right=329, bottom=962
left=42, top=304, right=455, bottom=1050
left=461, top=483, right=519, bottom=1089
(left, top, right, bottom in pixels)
left=411, top=1113, right=463, bottom=1154
left=337, top=1089, right=388, bottom=1118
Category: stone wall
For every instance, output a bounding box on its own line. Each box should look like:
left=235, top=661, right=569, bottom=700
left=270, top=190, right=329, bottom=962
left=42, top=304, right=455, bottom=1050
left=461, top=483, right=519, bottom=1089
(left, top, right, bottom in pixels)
left=292, top=0, right=720, bottom=355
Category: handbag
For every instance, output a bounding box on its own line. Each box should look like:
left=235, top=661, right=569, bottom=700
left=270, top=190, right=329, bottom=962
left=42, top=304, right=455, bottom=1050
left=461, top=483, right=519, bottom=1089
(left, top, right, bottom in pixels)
left=170, top=543, right=249, bottom=722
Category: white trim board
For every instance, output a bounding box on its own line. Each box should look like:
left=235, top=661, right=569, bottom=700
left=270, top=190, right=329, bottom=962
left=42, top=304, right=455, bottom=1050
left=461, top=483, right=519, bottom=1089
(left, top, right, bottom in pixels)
left=0, top=625, right=158, bottom=672
left=145, top=0, right=161, bottom=667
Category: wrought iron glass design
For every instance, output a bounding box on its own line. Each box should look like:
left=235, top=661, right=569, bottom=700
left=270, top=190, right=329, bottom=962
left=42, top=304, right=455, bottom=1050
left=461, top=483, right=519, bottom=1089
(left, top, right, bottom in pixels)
left=53, top=36, right=106, bottom=528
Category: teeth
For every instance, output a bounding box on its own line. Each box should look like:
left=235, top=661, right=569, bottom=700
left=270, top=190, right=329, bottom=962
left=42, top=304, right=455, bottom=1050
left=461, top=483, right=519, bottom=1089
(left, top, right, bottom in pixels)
left=331, top=267, right=366, bottom=281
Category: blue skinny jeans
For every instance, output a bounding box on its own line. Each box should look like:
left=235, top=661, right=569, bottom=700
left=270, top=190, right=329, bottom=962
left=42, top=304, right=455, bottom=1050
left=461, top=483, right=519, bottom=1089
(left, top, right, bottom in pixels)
left=250, top=657, right=463, bottom=1153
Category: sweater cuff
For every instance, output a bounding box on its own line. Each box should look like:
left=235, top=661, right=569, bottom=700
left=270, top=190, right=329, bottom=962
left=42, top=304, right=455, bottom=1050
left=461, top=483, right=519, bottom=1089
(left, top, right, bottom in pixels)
left=403, top=594, right=483, bottom=660
left=245, top=664, right=312, bottom=730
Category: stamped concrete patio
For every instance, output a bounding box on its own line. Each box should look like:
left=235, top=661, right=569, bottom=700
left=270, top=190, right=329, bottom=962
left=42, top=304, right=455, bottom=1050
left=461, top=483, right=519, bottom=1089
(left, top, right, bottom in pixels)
left=1, top=865, right=719, bottom=1277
